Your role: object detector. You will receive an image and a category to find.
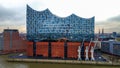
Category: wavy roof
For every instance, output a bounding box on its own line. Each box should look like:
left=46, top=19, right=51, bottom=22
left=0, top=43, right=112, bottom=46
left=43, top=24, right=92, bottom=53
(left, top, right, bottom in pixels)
left=27, top=5, right=94, bottom=19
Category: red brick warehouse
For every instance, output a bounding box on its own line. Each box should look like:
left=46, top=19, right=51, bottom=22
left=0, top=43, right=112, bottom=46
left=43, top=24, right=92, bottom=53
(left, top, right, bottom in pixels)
left=3, top=29, right=27, bottom=54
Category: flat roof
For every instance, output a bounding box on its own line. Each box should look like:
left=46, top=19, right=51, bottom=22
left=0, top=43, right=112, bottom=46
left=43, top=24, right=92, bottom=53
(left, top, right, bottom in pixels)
left=4, top=29, right=18, bottom=32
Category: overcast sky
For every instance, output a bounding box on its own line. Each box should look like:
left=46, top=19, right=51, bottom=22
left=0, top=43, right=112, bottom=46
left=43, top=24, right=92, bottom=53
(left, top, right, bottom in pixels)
left=0, top=0, right=120, bottom=33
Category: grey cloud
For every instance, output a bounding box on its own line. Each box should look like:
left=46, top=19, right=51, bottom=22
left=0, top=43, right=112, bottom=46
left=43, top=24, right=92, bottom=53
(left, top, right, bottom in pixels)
left=0, top=5, right=25, bottom=26
left=96, top=15, right=120, bottom=33
left=105, top=26, right=120, bottom=33
left=107, top=15, right=120, bottom=22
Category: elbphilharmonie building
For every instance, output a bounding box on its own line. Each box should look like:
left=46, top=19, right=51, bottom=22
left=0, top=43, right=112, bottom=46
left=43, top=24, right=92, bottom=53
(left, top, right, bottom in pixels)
left=26, top=5, right=94, bottom=42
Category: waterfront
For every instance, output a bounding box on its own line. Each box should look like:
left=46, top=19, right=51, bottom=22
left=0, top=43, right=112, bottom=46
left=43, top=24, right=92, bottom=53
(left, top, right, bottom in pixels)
left=0, top=54, right=120, bottom=68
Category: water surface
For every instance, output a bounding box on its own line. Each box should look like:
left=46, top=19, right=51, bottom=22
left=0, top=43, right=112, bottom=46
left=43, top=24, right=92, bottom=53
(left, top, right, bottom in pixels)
left=0, top=55, right=120, bottom=68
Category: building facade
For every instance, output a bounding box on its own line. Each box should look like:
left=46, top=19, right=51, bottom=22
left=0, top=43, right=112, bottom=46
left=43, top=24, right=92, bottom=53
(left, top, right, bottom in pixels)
left=27, top=5, right=94, bottom=42
left=2, top=29, right=27, bottom=53
left=101, top=41, right=120, bottom=56
left=0, top=34, right=3, bottom=51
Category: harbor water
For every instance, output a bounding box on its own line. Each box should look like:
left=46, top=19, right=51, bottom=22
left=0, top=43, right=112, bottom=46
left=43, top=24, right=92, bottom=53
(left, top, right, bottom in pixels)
left=0, top=54, right=120, bottom=68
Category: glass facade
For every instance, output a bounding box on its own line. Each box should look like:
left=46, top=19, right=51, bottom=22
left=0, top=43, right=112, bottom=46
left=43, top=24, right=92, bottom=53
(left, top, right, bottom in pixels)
left=26, top=5, right=94, bottom=42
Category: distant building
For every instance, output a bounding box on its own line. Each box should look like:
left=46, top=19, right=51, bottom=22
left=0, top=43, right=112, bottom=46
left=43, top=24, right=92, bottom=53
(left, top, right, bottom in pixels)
left=26, top=5, right=95, bottom=42
left=112, top=32, right=117, bottom=38
left=97, top=29, right=116, bottom=41
left=0, top=29, right=27, bottom=54
left=0, top=34, right=3, bottom=51
left=101, top=41, right=120, bottom=56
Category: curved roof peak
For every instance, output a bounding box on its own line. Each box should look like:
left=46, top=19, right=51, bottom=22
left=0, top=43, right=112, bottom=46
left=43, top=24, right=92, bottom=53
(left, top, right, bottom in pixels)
left=27, top=5, right=50, bottom=13
left=27, top=5, right=94, bottom=19
left=70, top=13, right=80, bottom=17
